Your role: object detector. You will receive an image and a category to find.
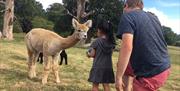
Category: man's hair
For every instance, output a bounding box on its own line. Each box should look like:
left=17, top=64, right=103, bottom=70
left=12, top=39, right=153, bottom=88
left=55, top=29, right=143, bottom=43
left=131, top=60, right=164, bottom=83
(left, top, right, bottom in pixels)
left=126, top=0, right=143, bottom=8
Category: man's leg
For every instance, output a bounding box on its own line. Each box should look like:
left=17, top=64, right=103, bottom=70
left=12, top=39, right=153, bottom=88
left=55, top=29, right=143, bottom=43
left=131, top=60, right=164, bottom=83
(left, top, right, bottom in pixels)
left=123, top=62, right=134, bottom=91
left=123, top=75, right=134, bottom=91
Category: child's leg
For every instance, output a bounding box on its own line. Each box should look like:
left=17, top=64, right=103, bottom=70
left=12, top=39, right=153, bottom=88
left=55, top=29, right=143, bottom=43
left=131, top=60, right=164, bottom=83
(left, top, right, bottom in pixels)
left=92, top=83, right=99, bottom=91
left=123, top=75, right=134, bottom=91
left=102, top=84, right=110, bottom=91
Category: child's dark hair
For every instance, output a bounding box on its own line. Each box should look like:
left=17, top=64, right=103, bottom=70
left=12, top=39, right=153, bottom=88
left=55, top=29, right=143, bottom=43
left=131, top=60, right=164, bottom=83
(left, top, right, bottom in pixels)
left=96, top=20, right=116, bottom=45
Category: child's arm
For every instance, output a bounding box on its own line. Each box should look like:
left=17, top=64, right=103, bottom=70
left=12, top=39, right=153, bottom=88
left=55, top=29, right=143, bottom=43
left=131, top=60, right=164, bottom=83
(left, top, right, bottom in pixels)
left=87, top=39, right=98, bottom=58
left=87, top=48, right=96, bottom=58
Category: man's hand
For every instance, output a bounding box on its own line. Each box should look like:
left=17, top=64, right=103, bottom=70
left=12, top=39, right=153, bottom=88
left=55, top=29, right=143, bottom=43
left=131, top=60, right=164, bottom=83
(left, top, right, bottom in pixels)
left=115, top=78, right=124, bottom=91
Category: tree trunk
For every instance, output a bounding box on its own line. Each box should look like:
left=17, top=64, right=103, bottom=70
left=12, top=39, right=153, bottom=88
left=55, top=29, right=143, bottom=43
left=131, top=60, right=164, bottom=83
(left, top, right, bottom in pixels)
left=2, top=0, right=14, bottom=40
left=77, top=0, right=86, bottom=22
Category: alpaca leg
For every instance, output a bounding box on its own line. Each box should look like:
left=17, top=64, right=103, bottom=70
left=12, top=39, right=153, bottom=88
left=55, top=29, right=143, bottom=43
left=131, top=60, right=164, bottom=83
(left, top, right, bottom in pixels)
left=28, top=51, right=39, bottom=78
left=52, top=54, right=60, bottom=83
left=37, top=57, right=39, bottom=62
left=40, top=53, right=43, bottom=64
left=32, top=52, right=39, bottom=77
left=30, top=52, right=39, bottom=78
left=40, top=55, right=43, bottom=64
left=59, top=55, right=63, bottom=65
left=65, top=55, right=68, bottom=65
left=27, top=49, right=34, bottom=78
left=42, top=56, right=51, bottom=84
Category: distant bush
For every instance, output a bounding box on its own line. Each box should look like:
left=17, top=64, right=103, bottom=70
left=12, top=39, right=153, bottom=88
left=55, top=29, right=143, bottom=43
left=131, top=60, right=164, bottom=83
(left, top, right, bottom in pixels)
left=175, top=41, right=180, bottom=47
left=13, top=21, right=22, bottom=33
left=32, top=16, right=54, bottom=30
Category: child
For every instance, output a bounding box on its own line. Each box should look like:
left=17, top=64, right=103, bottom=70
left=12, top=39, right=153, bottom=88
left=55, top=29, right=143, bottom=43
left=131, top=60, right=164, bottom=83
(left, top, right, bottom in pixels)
left=87, top=20, right=116, bottom=91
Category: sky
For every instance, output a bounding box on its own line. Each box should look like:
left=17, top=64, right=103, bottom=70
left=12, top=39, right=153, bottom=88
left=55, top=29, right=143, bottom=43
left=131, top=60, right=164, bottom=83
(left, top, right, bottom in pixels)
left=144, top=0, right=180, bottom=34
left=36, top=0, right=62, bottom=9
left=36, top=0, right=180, bottom=34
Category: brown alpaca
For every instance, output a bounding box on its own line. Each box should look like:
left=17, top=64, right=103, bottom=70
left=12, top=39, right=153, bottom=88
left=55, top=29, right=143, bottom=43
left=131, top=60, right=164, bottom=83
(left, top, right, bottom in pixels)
left=25, top=18, right=92, bottom=84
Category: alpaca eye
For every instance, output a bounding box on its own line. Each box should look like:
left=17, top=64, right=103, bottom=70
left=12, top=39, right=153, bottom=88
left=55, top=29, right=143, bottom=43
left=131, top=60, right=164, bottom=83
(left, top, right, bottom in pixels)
left=77, top=30, right=81, bottom=32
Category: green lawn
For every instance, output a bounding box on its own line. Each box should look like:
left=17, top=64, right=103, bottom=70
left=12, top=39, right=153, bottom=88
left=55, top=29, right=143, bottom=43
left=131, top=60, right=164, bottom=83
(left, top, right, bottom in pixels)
left=0, top=33, right=179, bottom=91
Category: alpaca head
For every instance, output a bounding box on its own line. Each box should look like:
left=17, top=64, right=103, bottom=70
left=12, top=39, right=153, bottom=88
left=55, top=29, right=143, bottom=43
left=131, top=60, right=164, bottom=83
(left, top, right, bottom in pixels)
left=72, top=18, right=92, bottom=40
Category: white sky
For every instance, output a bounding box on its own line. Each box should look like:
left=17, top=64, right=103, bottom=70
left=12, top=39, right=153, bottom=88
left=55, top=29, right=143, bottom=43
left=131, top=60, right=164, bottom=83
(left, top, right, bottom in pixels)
left=36, top=0, right=62, bottom=9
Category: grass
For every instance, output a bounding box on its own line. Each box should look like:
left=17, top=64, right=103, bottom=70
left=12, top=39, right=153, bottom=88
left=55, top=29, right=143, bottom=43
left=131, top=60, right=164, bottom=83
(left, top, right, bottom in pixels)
left=0, top=33, right=179, bottom=91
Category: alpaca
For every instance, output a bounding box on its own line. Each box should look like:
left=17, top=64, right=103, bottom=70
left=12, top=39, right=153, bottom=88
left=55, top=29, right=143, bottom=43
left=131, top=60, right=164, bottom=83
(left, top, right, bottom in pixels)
left=37, top=53, right=43, bottom=64
left=37, top=50, right=68, bottom=65
left=59, top=50, right=68, bottom=65
left=25, top=18, right=92, bottom=84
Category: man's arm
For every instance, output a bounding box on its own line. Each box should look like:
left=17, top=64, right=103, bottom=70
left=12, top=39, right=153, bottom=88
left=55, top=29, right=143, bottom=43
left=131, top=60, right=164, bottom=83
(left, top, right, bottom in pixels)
left=116, top=33, right=133, bottom=80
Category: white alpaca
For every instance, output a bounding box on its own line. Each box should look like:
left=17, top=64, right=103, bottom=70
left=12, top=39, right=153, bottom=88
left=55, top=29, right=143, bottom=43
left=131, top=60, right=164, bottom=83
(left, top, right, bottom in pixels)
left=25, top=18, right=92, bottom=84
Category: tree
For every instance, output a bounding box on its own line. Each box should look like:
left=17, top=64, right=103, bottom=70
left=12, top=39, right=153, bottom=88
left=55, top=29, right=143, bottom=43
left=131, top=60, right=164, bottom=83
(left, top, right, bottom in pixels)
left=14, top=0, right=45, bottom=20
left=63, top=0, right=95, bottom=22
left=62, top=0, right=124, bottom=43
left=162, top=26, right=177, bottom=45
left=32, top=16, right=54, bottom=30
left=53, top=15, right=72, bottom=37
left=89, top=0, right=123, bottom=32
left=46, top=3, right=72, bottom=36
left=46, top=3, right=65, bottom=23
left=63, top=0, right=77, bottom=19
left=1, top=0, right=14, bottom=40
left=14, top=0, right=46, bottom=33
left=176, top=34, right=180, bottom=41
left=19, top=18, right=32, bottom=33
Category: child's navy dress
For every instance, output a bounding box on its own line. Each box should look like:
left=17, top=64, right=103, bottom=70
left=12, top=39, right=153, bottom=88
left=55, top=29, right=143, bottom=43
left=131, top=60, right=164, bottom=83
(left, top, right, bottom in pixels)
left=88, top=38, right=115, bottom=83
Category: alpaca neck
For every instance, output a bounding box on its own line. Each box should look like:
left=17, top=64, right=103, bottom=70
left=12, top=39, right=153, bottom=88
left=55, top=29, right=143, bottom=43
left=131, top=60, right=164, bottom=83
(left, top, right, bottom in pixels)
left=60, top=33, right=80, bottom=49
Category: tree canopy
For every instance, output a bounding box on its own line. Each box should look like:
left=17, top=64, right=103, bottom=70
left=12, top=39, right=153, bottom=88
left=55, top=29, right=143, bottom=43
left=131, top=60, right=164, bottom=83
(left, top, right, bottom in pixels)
left=162, top=26, right=180, bottom=46
left=14, top=0, right=45, bottom=20
left=46, top=3, right=65, bottom=23
left=0, top=0, right=179, bottom=46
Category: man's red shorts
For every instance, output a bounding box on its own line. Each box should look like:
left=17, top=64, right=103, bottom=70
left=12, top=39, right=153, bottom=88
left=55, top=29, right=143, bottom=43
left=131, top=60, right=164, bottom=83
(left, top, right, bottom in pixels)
left=124, top=63, right=135, bottom=77
left=124, top=63, right=170, bottom=91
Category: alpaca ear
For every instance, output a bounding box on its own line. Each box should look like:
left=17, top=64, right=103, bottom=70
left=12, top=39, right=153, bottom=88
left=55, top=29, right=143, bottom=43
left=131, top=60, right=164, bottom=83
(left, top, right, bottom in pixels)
left=72, top=18, right=79, bottom=29
left=84, top=20, right=92, bottom=28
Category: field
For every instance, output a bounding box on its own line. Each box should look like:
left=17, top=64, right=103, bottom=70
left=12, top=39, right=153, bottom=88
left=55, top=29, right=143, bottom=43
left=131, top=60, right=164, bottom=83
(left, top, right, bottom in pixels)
left=0, top=33, right=180, bottom=91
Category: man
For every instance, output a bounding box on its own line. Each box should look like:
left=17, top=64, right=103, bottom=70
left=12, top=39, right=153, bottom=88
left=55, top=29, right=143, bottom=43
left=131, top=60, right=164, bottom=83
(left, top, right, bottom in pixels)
left=115, top=0, right=170, bottom=91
